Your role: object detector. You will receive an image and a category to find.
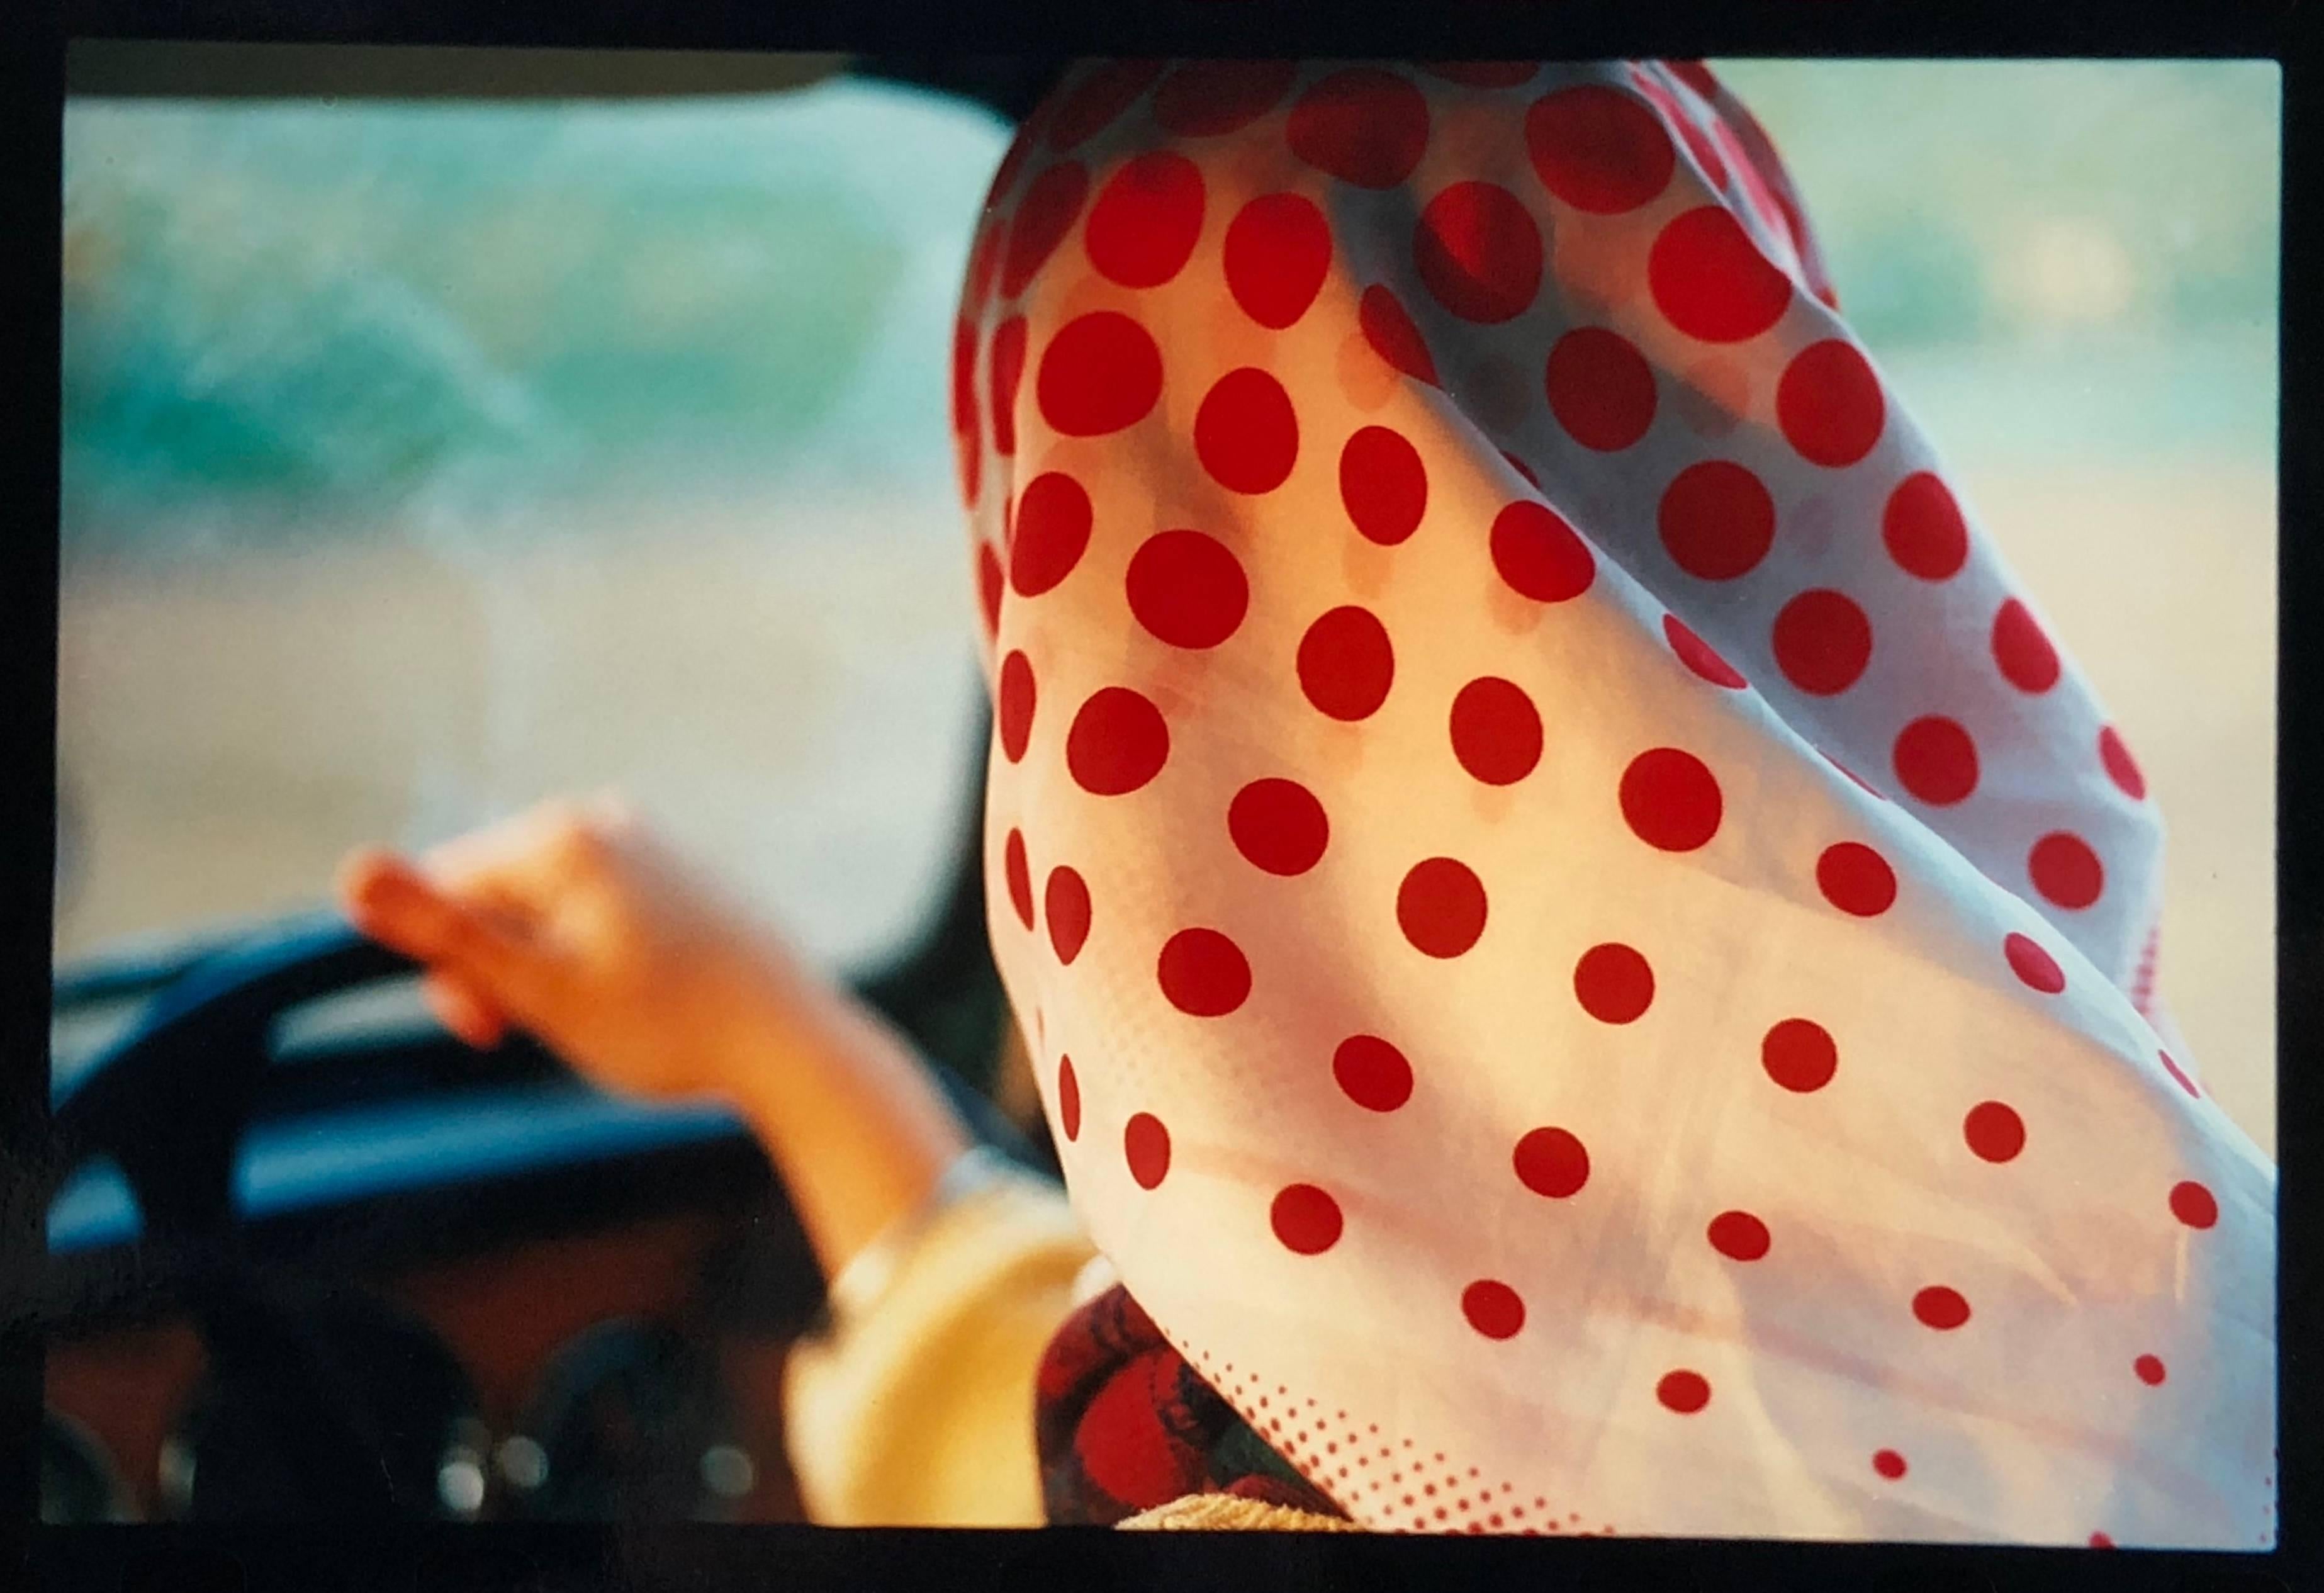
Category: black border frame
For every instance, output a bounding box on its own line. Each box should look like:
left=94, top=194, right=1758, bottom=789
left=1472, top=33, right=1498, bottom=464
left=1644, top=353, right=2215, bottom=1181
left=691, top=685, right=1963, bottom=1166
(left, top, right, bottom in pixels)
left=8, top=3, right=2310, bottom=1589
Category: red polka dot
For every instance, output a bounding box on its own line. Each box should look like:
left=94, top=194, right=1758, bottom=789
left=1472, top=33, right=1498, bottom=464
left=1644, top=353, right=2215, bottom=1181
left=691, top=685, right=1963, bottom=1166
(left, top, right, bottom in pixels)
left=2004, top=932, right=2067, bottom=994
left=1816, top=842, right=1896, bottom=916
left=1154, top=59, right=1297, bottom=137
left=1229, top=779, right=1330, bottom=875
left=1045, top=867, right=1091, bottom=964
left=1333, top=1036, right=1413, bottom=1113
left=997, top=650, right=1037, bottom=763
left=1010, top=472, right=1091, bottom=596
left=1067, top=687, right=1170, bottom=796
left=1525, top=84, right=1674, bottom=214
left=1038, top=312, right=1164, bottom=437
left=1057, top=1054, right=1081, bottom=1141
left=1003, top=828, right=1035, bottom=931
left=1271, top=1185, right=1345, bottom=1254
left=2170, top=1180, right=2218, bottom=1230
left=1159, top=928, right=1251, bottom=1017
left=988, top=316, right=1028, bottom=456
left=1912, top=1286, right=1970, bottom=1330
left=1513, top=1128, right=1590, bottom=1198
left=1415, top=181, right=1542, bottom=324
left=1224, top=193, right=1332, bottom=330
left=1125, top=1112, right=1171, bottom=1188
left=1669, top=61, right=1721, bottom=100
left=1126, top=530, right=1249, bottom=648
left=1086, top=150, right=1206, bottom=289
left=1288, top=69, right=1431, bottom=189
left=1892, top=717, right=1979, bottom=806
left=951, top=317, right=980, bottom=438
left=964, top=223, right=1003, bottom=316
left=1771, top=589, right=1873, bottom=696
left=1658, top=460, right=1775, bottom=581
left=1047, top=58, right=1165, bottom=152
left=1546, top=327, right=1658, bottom=451
left=1761, top=1018, right=1838, bottom=1093
left=1754, top=169, right=1803, bottom=258
left=1450, top=678, right=1544, bottom=786
left=1462, top=1280, right=1525, bottom=1340
left=2029, top=832, right=2104, bottom=910
left=1991, top=599, right=2062, bottom=694
left=977, top=543, right=1004, bottom=638
left=1872, top=1449, right=1907, bottom=1481
left=1881, top=471, right=1968, bottom=580
left=1422, top=61, right=1540, bottom=88
left=1298, top=607, right=1396, bottom=720
left=2089, top=1534, right=2114, bottom=1549
left=1490, top=500, right=1595, bottom=602
left=1777, top=340, right=1885, bottom=467
left=1398, top=858, right=1488, bottom=958
left=1358, top=285, right=1440, bottom=386
left=1629, top=69, right=1727, bottom=189
left=1656, top=1371, right=1710, bottom=1413
left=1963, top=1101, right=2026, bottom=1162
left=2099, top=726, right=2147, bottom=801
left=1339, top=426, right=1428, bottom=545
left=2135, top=1354, right=2167, bottom=1387
left=1620, top=748, right=1723, bottom=852
left=1649, top=206, right=1793, bottom=343
left=1502, top=451, right=1540, bottom=487
left=1573, top=943, right=1654, bottom=1024
left=1001, top=162, right=1089, bottom=300
left=986, top=114, right=1045, bottom=211
left=2159, top=1050, right=2201, bottom=1100
left=953, top=420, right=981, bottom=508
left=1195, top=368, right=1300, bottom=494
left=1707, top=1210, right=1770, bottom=1261
left=1663, top=614, right=1746, bottom=688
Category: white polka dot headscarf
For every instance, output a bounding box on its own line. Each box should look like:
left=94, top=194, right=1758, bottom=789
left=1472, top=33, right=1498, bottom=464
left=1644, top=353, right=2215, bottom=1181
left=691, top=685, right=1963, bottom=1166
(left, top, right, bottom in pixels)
left=953, top=59, right=2276, bottom=1545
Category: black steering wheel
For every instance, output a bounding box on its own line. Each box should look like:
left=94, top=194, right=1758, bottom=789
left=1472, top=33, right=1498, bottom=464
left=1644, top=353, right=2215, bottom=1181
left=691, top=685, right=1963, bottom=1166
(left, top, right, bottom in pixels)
left=43, top=712, right=1033, bottom=1518
left=46, top=914, right=478, bottom=1516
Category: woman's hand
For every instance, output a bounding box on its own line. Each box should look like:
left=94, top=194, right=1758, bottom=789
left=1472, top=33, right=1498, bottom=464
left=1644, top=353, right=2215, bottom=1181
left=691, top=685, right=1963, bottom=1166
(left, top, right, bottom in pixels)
left=335, top=794, right=794, bottom=1103
left=334, top=796, right=973, bottom=1276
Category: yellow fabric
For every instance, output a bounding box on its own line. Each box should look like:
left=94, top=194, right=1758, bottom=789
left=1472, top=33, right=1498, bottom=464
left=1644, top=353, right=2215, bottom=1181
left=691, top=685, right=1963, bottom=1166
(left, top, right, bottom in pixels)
left=1118, top=1494, right=1368, bottom=1533
left=780, top=1165, right=1096, bottom=1526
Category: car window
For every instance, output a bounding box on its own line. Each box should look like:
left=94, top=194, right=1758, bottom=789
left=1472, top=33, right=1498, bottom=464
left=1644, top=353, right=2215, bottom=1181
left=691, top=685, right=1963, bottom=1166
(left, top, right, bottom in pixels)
left=56, top=62, right=2276, bottom=1155
left=58, top=79, right=1012, bottom=983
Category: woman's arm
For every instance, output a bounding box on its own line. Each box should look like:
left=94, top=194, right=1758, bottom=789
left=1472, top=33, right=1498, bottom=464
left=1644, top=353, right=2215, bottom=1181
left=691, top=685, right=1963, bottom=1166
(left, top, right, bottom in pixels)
left=335, top=795, right=970, bottom=1280
left=339, top=796, right=1110, bottom=1524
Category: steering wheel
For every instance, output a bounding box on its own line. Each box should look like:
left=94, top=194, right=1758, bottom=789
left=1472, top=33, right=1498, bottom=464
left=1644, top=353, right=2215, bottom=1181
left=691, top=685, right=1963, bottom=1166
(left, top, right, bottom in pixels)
left=47, top=913, right=486, bottom=1517
left=50, top=911, right=418, bottom=1240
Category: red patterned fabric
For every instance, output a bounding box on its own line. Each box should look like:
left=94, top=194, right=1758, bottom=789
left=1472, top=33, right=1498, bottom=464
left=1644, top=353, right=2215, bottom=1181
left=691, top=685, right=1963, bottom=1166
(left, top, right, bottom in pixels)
left=967, top=59, right=2273, bottom=1546
left=1035, top=1283, right=1346, bottom=1525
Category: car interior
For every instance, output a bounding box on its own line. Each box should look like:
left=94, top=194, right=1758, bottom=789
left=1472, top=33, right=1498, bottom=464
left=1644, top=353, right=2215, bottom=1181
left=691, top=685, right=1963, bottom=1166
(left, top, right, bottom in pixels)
left=40, top=42, right=1062, bottom=1525
left=37, top=42, right=2282, bottom=1529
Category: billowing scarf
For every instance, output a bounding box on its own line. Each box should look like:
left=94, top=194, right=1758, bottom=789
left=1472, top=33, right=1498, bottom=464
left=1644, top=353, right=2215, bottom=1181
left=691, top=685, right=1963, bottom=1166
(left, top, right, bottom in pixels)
left=955, top=59, right=2274, bottom=1545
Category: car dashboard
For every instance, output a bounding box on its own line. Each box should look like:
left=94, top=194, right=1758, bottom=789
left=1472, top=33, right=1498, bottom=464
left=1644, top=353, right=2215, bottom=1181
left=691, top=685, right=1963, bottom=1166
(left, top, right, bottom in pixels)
left=37, top=819, right=1034, bottom=1525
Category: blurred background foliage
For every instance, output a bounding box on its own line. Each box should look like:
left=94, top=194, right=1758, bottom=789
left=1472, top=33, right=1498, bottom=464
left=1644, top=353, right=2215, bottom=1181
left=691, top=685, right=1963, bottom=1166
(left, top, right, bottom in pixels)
left=59, top=82, right=979, bottom=544
left=60, top=60, right=2281, bottom=541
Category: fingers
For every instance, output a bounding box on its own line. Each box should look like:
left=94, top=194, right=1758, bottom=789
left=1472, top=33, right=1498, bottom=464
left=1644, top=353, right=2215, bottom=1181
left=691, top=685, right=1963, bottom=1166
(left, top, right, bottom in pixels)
left=417, top=796, right=629, bottom=903
left=338, top=847, right=556, bottom=1020
left=339, top=853, right=512, bottom=1048
left=422, top=970, right=509, bottom=1050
